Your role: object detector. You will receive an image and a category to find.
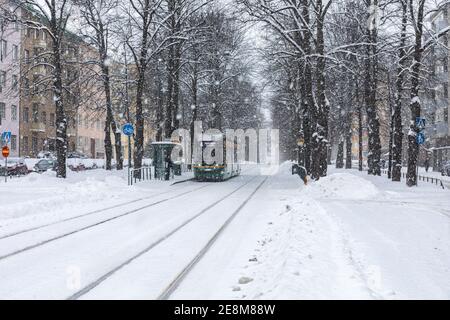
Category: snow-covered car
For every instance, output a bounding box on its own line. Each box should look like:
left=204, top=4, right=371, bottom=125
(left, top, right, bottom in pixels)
left=0, top=158, right=29, bottom=176
left=441, top=161, right=450, bottom=176
left=34, top=159, right=57, bottom=173
left=37, top=151, right=57, bottom=160
left=67, top=152, right=88, bottom=159
left=68, top=162, right=86, bottom=172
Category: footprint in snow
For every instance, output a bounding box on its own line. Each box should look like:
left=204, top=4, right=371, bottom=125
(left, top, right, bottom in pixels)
left=239, top=277, right=254, bottom=285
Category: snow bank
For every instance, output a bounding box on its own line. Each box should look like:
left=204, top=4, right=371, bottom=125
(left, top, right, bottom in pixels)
left=304, top=173, right=379, bottom=200
left=0, top=171, right=128, bottom=223
left=233, top=196, right=370, bottom=299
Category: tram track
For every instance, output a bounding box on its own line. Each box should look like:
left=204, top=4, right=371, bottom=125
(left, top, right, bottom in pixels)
left=158, top=176, right=268, bottom=300
left=0, top=182, right=213, bottom=262
left=67, top=175, right=266, bottom=300
left=0, top=181, right=205, bottom=241
left=0, top=166, right=257, bottom=241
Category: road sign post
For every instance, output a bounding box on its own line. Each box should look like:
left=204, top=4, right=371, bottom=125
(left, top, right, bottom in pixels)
left=415, top=119, right=426, bottom=187
left=122, top=123, right=134, bottom=172
left=2, top=145, right=9, bottom=183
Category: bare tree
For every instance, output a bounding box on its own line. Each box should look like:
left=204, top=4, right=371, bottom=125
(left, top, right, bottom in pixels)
left=76, top=0, right=124, bottom=170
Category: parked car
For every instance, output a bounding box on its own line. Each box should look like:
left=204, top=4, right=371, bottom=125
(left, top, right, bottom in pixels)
left=37, top=151, right=57, bottom=160
left=441, top=161, right=450, bottom=176
left=67, top=152, right=88, bottom=159
left=0, top=158, right=29, bottom=176
left=68, top=163, right=86, bottom=172
left=34, top=159, right=57, bottom=173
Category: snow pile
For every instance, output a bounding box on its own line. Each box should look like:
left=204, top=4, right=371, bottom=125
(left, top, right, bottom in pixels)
left=304, top=173, right=379, bottom=200
left=0, top=171, right=128, bottom=224
left=233, top=196, right=370, bottom=299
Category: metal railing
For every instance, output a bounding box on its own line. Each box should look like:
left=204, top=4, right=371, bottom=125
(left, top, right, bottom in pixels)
left=380, top=169, right=447, bottom=190
left=128, top=166, right=152, bottom=186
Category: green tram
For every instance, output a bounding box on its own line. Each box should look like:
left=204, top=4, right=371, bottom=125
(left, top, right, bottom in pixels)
left=193, top=134, right=241, bottom=182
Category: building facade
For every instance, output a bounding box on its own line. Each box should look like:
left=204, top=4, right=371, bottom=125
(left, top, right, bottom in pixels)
left=1, top=0, right=107, bottom=159
left=429, top=4, right=450, bottom=170
left=0, top=2, right=21, bottom=157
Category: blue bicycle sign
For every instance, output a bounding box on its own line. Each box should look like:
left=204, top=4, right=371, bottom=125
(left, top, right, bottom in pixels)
left=122, top=123, right=134, bottom=136
left=416, top=131, right=426, bottom=145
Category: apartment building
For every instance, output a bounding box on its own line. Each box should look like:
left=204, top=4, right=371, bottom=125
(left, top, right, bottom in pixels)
left=0, top=2, right=21, bottom=157
left=0, top=0, right=107, bottom=159
left=428, top=4, right=450, bottom=169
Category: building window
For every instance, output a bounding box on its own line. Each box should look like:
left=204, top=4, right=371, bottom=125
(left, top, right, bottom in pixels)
left=84, top=116, right=89, bottom=129
left=0, top=102, right=5, bottom=120
left=11, top=105, right=17, bottom=121
left=50, top=113, right=55, bottom=127
left=13, top=45, right=18, bottom=61
left=22, top=136, right=29, bottom=154
left=11, top=135, right=17, bottom=151
left=445, top=108, right=449, bottom=123
left=24, top=49, right=30, bottom=62
left=0, top=71, right=6, bottom=90
left=23, top=107, right=29, bottom=123
left=0, top=40, right=7, bottom=61
left=32, top=103, right=39, bottom=123
left=32, top=133, right=38, bottom=154
left=445, top=84, right=449, bottom=99
left=41, top=111, right=47, bottom=125
left=12, top=75, right=18, bottom=91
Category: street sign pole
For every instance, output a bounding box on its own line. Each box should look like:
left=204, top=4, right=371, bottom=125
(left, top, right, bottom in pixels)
left=128, top=135, right=132, bottom=170
left=415, top=118, right=427, bottom=187
left=122, top=123, right=134, bottom=180
left=2, top=145, right=9, bottom=183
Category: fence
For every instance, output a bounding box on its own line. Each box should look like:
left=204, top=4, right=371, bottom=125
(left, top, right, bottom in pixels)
left=380, top=169, right=447, bottom=190
left=128, top=166, right=153, bottom=186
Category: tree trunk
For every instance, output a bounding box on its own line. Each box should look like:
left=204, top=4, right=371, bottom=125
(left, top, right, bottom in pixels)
left=345, top=124, right=353, bottom=169
left=406, top=0, right=426, bottom=187
left=358, top=104, right=363, bottom=172
left=364, top=1, right=381, bottom=176
left=336, top=138, right=344, bottom=169
left=314, top=5, right=329, bottom=178
left=103, top=63, right=123, bottom=170
left=392, top=0, right=408, bottom=182
left=133, top=0, right=151, bottom=177
left=50, top=8, right=67, bottom=179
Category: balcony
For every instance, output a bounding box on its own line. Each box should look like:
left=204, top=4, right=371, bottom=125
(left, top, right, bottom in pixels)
left=30, top=122, right=46, bottom=132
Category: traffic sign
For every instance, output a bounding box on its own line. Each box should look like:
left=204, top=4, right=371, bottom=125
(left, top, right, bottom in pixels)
left=122, top=123, right=134, bottom=136
left=2, top=146, right=9, bottom=158
left=1, top=131, right=11, bottom=144
left=415, top=117, right=426, bottom=130
left=416, top=132, right=426, bottom=145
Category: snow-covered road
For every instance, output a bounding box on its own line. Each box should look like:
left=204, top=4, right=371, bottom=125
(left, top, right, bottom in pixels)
left=0, top=165, right=449, bottom=300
